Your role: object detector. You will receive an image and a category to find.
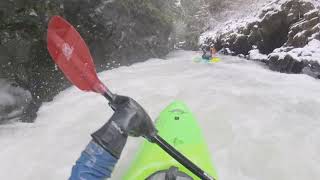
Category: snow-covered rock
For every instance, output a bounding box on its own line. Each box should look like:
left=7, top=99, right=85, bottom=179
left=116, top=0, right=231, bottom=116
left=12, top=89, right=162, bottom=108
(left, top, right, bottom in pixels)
left=0, top=79, right=32, bottom=123
left=268, top=39, right=320, bottom=75
left=248, top=49, right=268, bottom=62
left=202, top=0, right=320, bottom=78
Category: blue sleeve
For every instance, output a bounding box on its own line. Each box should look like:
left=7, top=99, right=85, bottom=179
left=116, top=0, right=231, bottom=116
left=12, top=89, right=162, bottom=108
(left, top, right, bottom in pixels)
left=69, top=140, right=118, bottom=180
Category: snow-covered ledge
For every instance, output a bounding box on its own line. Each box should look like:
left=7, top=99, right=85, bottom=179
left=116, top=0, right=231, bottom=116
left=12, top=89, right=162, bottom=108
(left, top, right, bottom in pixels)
left=201, top=0, right=320, bottom=78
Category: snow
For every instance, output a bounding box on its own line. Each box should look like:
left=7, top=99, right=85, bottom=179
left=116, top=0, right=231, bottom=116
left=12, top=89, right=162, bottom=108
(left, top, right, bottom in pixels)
left=201, top=0, right=320, bottom=66
left=248, top=49, right=268, bottom=60
left=199, top=0, right=275, bottom=44
left=301, top=39, right=320, bottom=62
left=29, top=9, right=38, bottom=17
left=0, top=51, right=320, bottom=180
left=310, top=0, right=320, bottom=8
left=270, top=39, right=320, bottom=63
left=94, top=0, right=114, bottom=14
left=304, top=8, right=319, bottom=17
left=200, top=0, right=320, bottom=45
left=200, top=17, right=259, bottom=44
left=293, top=30, right=307, bottom=39
left=175, top=0, right=181, bottom=7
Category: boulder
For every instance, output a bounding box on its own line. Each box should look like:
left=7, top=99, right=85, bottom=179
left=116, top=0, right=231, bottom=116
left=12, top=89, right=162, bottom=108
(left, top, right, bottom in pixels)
left=247, top=25, right=263, bottom=47
left=268, top=54, right=303, bottom=73
left=0, top=79, right=32, bottom=123
left=230, top=35, right=250, bottom=55
left=302, top=62, right=320, bottom=78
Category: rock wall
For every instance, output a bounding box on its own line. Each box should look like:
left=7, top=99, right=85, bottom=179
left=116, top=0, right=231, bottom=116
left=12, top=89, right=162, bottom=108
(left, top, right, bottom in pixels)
left=168, top=0, right=211, bottom=50
left=0, top=0, right=174, bottom=123
left=202, top=0, right=320, bottom=78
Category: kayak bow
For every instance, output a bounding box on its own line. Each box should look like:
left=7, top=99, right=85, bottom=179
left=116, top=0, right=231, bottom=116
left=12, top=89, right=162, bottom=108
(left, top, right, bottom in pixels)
left=123, top=101, right=218, bottom=180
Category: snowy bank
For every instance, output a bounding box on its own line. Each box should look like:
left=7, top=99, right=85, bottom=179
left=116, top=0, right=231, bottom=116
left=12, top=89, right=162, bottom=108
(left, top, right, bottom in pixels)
left=201, top=0, right=320, bottom=78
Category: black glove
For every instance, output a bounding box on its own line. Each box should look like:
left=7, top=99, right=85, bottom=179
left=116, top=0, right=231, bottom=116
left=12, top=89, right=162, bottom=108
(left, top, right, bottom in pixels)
left=91, top=95, right=157, bottom=158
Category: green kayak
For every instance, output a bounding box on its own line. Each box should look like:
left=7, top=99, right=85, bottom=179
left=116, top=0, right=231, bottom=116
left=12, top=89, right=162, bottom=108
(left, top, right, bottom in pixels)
left=123, top=101, right=218, bottom=180
left=193, top=57, right=221, bottom=63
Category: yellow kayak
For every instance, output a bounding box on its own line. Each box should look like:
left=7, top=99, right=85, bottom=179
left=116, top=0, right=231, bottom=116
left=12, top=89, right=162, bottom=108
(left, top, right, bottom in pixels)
left=193, top=57, right=221, bottom=63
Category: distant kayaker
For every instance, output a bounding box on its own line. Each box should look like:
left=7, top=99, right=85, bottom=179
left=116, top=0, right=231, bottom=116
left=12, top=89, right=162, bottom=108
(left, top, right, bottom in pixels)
left=69, top=95, right=193, bottom=180
left=201, top=44, right=217, bottom=60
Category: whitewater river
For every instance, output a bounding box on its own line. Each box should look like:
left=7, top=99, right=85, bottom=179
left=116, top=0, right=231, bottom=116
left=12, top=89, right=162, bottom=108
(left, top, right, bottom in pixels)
left=0, top=51, right=319, bottom=180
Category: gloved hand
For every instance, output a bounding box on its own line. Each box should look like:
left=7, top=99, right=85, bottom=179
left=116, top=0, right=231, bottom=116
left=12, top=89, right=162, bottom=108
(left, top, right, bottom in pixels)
left=91, top=95, right=157, bottom=158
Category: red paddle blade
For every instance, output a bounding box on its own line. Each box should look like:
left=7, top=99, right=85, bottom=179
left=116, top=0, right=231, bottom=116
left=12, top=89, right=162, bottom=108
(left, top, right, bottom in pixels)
left=47, top=16, right=106, bottom=94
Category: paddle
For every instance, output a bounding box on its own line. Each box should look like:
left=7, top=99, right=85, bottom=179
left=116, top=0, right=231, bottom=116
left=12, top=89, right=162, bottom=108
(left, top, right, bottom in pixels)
left=47, top=16, right=214, bottom=180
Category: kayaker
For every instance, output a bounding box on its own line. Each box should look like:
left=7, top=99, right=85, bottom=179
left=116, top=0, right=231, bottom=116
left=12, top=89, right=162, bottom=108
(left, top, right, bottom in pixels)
left=201, top=44, right=217, bottom=60
left=69, top=95, right=193, bottom=180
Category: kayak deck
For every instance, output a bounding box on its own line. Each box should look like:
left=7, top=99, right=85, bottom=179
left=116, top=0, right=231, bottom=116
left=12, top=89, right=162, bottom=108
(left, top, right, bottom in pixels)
left=123, top=101, right=218, bottom=180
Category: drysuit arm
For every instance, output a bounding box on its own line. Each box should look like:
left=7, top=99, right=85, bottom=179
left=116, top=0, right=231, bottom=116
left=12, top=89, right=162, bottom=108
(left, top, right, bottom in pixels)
left=69, top=140, right=118, bottom=180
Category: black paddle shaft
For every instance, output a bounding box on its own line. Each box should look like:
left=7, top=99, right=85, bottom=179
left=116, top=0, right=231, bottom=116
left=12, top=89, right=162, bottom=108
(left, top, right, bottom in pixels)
left=152, top=135, right=215, bottom=180
left=103, top=90, right=116, bottom=102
